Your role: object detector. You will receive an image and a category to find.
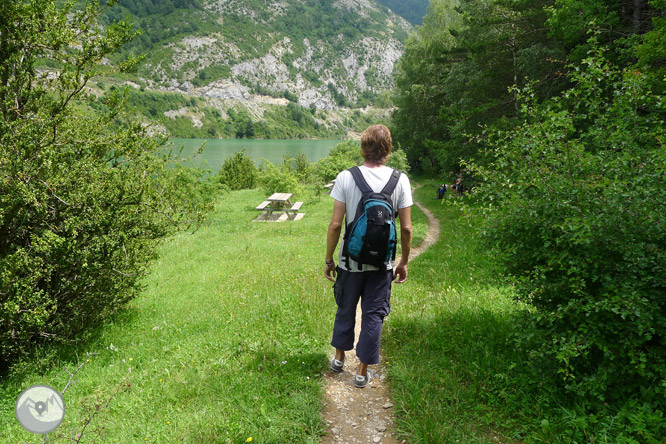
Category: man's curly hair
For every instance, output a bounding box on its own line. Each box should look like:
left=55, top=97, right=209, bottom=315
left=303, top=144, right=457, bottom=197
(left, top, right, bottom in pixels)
left=361, top=124, right=392, bottom=165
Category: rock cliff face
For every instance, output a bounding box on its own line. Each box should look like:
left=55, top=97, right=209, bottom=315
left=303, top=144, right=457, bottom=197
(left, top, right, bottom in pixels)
left=132, top=0, right=410, bottom=109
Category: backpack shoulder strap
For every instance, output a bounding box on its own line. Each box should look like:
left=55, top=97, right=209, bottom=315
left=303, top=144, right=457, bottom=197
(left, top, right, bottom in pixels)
left=348, top=166, right=372, bottom=195
left=380, top=169, right=401, bottom=198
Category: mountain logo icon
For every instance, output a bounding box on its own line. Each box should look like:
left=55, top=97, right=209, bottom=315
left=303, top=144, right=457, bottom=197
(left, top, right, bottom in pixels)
left=15, top=385, right=65, bottom=434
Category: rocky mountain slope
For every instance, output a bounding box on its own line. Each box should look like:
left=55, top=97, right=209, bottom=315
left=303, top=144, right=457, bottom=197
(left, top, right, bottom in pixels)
left=105, top=0, right=412, bottom=111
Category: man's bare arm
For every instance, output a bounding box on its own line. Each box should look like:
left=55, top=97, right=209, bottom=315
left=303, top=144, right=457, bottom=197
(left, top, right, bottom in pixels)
left=394, top=206, right=412, bottom=283
left=324, top=199, right=346, bottom=282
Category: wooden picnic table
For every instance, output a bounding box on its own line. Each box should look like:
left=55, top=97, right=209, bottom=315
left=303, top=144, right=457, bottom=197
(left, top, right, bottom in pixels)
left=256, top=193, right=303, bottom=220
left=268, top=192, right=292, bottom=207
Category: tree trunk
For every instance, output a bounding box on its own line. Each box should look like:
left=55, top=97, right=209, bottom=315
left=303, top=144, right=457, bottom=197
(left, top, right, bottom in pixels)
left=633, top=0, right=646, bottom=34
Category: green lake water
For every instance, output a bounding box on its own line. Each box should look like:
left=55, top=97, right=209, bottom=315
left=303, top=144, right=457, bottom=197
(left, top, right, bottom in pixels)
left=171, top=138, right=344, bottom=171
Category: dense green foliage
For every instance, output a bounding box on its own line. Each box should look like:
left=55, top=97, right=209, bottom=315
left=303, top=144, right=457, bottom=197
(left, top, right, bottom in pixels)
left=261, top=103, right=326, bottom=139
left=314, top=141, right=364, bottom=183
left=257, top=161, right=305, bottom=198
left=386, top=184, right=666, bottom=442
left=216, top=149, right=258, bottom=190
left=393, top=0, right=664, bottom=172
left=314, top=140, right=410, bottom=183
left=282, top=152, right=315, bottom=185
left=392, top=0, right=666, bottom=438
left=474, top=49, right=666, bottom=403
left=548, top=0, right=661, bottom=64
left=0, top=0, right=213, bottom=370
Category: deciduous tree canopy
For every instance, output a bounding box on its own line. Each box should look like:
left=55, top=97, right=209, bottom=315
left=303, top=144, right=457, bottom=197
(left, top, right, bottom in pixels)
left=0, top=0, right=213, bottom=370
left=392, top=0, right=666, bottom=438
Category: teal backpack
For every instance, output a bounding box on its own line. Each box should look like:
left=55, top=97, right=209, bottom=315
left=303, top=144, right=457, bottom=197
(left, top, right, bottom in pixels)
left=342, top=167, right=401, bottom=270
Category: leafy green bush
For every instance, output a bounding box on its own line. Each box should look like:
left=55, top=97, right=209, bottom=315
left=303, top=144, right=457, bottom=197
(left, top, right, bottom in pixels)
left=216, top=149, right=258, bottom=190
left=314, top=141, right=363, bottom=182
left=386, top=147, right=410, bottom=172
left=0, top=0, right=214, bottom=370
left=293, top=152, right=314, bottom=184
left=257, top=161, right=304, bottom=197
left=474, top=51, right=666, bottom=402
left=280, top=152, right=314, bottom=184
left=228, top=109, right=255, bottom=138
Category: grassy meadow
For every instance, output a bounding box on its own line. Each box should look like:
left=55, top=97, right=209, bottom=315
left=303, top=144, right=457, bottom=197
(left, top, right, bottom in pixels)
left=0, top=186, right=427, bottom=444
left=5, top=178, right=635, bottom=444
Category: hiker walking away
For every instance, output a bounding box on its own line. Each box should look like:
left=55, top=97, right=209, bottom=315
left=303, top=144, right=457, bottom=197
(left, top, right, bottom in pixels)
left=323, top=124, right=413, bottom=388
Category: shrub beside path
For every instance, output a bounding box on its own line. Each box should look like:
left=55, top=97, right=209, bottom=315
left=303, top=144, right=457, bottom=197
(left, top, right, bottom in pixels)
left=322, top=185, right=440, bottom=444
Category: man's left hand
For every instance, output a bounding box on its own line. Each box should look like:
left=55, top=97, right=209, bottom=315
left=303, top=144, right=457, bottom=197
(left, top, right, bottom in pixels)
left=324, top=262, right=337, bottom=282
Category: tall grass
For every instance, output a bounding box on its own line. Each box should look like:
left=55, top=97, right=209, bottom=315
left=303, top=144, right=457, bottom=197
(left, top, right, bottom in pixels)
left=0, top=187, right=427, bottom=444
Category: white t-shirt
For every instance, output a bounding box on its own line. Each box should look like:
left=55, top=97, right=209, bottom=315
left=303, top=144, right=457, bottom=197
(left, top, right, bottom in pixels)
left=330, top=165, right=413, bottom=272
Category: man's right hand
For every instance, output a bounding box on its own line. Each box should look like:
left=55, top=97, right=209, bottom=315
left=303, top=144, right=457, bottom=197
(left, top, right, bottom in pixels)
left=394, top=262, right=408, bottom=283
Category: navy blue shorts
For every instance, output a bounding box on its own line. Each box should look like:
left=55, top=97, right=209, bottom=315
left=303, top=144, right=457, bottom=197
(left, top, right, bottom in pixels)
left=330, top=267, right=393, bottom=365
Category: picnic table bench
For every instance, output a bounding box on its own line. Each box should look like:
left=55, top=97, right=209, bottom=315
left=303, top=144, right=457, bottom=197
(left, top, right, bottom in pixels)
left=255, top=193, right=304, bottom=220
left=284, top=201, right=303, bottom=219
left=256, top=200, right=271, bottom=211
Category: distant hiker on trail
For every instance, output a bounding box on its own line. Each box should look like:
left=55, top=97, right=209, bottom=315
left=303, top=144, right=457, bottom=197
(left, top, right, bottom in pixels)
left=323, top=124, right=413, bottom=388
left=452, top=178, right=463, bottom=195
left=437, top=184, right=447, bottom=199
